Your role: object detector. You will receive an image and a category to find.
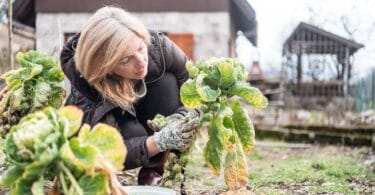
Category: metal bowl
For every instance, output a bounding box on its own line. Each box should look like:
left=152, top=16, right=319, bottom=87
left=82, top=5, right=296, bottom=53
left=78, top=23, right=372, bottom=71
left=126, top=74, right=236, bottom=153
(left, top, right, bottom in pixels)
left=123, top=186, right=176, bottom=195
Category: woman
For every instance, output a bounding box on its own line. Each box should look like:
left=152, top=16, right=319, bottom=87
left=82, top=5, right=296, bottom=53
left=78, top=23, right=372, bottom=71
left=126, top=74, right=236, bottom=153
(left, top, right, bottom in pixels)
left=60, top=6, right=199, bottom=185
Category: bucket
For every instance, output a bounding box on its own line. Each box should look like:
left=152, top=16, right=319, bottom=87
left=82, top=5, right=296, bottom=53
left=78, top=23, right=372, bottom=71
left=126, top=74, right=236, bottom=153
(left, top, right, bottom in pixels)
left=124, top=186, right=176, bottom=195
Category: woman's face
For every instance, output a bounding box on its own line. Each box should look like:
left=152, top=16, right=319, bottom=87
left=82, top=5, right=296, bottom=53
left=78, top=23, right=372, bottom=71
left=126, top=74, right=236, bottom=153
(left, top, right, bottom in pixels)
left=112, top=36, right=148, bottom=80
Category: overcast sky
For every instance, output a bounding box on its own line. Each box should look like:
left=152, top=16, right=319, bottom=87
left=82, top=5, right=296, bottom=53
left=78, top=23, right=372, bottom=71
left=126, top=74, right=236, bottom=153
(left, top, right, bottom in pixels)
left=237, top=0, right=375, bottom=80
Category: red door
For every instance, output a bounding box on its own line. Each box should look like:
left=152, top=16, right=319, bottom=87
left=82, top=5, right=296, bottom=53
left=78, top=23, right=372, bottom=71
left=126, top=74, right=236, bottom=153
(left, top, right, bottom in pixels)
left=166, top=33, right=194, bottom=60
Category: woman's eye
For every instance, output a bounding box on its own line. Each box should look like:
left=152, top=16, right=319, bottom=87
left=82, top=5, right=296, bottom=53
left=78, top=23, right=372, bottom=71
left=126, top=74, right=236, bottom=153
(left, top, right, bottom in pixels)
left=121, top=57, right=130, bottom=64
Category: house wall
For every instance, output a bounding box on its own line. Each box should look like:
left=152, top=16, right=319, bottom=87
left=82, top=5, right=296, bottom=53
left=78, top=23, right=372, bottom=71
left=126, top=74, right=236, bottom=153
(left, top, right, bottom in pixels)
left=36, top=12, right=230, bottom=92
left=36, top=12, right=230, bottom=60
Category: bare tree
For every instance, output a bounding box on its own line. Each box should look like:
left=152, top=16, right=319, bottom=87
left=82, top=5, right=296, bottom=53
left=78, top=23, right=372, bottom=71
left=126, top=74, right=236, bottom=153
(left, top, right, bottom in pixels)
left=306, top=0, right=375, bottom=80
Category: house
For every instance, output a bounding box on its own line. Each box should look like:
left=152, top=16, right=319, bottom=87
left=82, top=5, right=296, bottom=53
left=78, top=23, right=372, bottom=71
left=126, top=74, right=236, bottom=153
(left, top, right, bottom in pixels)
left=13, top=0, right=257, bottom=60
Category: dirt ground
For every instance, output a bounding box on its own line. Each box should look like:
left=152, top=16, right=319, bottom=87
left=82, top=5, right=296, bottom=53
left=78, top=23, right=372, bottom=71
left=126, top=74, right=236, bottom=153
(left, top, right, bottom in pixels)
left=181, top=141, right=375, bottom=195
left=1, top=142, right=373, bottom=195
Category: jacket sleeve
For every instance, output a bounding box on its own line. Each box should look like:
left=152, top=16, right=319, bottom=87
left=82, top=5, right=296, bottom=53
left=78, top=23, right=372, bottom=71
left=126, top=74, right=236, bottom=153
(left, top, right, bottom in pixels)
left=123, top=136, right=150, bottom=170
left=122, top=137, right=165, bottom=170
left=159, top=34, right=200, bottom=116
left=99, top=113, right=162, bottom=170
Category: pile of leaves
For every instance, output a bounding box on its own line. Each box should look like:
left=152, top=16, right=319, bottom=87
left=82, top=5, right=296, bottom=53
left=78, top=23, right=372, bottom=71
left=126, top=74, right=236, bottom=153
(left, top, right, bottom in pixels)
left=0, top=106, right=127, bottom=195
left=179, top=58, right=268, bottom=192
left=0, top=50, right=65, bottom=137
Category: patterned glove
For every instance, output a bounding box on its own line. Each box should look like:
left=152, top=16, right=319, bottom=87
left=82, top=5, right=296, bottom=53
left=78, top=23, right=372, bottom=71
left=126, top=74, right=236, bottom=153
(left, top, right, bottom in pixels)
left=153, top=114, right=199, bottom=152
left=147, top=113, right=184, bottom=132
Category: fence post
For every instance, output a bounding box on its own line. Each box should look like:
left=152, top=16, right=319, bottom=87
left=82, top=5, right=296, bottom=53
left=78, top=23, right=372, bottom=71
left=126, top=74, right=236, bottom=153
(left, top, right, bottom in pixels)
left=8, top=0, right=13, bottom=69
left=372, top=69, right=375, bottom=109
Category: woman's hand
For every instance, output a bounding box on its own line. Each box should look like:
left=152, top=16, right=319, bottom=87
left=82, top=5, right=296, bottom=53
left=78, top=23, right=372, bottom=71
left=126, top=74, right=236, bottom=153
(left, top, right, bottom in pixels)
left=147, top=113, right=184, bottom=132
left=153, top=114, right=199, bottom=152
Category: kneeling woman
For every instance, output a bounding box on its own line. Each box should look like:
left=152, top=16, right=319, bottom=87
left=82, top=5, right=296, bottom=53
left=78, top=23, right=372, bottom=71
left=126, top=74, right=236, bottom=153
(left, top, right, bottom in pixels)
left=60, top=6, right=199, bottom=185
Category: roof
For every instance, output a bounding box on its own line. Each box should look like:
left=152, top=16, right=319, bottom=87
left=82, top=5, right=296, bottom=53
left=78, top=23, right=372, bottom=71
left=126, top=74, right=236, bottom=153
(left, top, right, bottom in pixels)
left=34, top=0, right=229, bottom=13
left=230, top=0, right=257, bottom=45
left=13, top=0, right=257, bottom=45
left=13, top=0, right=35, bottom=27
left=283, top=22, right=364, bottom=55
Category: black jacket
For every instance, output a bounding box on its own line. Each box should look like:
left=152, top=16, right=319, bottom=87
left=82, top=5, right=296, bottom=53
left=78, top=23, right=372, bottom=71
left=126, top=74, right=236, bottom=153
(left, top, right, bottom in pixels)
left=60, top=30, right=190, bottom=169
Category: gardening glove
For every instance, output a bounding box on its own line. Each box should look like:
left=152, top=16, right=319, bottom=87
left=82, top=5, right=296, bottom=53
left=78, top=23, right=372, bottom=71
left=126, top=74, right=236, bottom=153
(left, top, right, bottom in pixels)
left=147, top=113, right=184, bottom=132
left=153, top=114, right=200, bottom=152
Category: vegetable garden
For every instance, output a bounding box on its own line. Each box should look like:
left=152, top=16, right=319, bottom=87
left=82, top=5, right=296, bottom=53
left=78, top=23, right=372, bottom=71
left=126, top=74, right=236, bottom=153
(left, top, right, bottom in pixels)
left=0, top=51, right=373, bottom=195
left=0, top=51, right=269, bottom=194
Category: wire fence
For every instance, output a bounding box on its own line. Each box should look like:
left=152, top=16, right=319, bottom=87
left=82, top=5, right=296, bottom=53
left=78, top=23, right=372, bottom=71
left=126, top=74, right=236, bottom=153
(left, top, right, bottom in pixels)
left=350, top=69, right=375, bottom=112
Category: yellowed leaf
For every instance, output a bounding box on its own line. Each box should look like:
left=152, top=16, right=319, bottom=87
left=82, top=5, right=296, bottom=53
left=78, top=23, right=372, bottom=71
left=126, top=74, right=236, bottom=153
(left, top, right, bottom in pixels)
left=224, top=137, right=249, bottom=190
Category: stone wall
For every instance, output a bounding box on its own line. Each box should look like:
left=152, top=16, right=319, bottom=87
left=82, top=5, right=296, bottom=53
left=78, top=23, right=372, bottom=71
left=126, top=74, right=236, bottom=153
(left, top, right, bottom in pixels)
left=133, top=12, right=230, bottom=59
left=36, top=12, right=230, bottom=60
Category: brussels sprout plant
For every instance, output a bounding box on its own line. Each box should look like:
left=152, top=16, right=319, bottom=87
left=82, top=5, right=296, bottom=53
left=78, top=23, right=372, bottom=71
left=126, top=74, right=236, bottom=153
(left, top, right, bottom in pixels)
left=0, top=106, right=127, bottom=195
left=0, top=50, right=65, bottom=137
left=180, top=58, right=268, bottom=192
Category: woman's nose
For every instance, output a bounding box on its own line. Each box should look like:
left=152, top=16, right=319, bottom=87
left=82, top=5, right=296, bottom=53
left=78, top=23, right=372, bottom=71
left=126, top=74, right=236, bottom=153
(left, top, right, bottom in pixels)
left=134, top=52, right=146, bottom=67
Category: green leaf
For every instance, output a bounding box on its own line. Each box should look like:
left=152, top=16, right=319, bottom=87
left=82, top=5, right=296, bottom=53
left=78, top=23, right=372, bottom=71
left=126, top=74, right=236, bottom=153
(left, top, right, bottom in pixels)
left=211, top=115, right=234, bottom=153
left=229, top=82, right=268, bottom=108
left=16, top=52, right=28, bottom=67
left=204, top=124, right=223, bottom=176
left=196, top=74, right=221, bottom=102
left=231, top=100, right=255, bottom=154
left=12, top=178, right=33, bottom=195
left=58, top=106, right=83, bottom=137
left=25, top=50, right=56, bottom=70
left=215, top=59, right=236, bottom=89
left=33, top=81, right=51, bottom=108
left=46, top=67, right=65, bottom=82
left=204, top=106, right=236, bottom=176
left=59, top=138, right=97, bottom=172
left=79, top=173, right=109, bottom=195
left=77, top=124, right=91, bottom=142
left=1, top=69, right=24, bottom=87
left=43, top=107, right=60, bottom=129
left=23, top=157, right=55, bottom=181
left=0, top=91, right=11, bottom=114
left=180, top=79, right=202, bottom=109
left=49, top=87, right=65, bottom=108
left=232, top=59, right=246, bottom=82
left=31, top=178, right=44, bottom=195
left=186, top=61, right=199, bottom=78
left=224, top=139, right=249, bottom=190
left=79, top=123, right=127, bottom=171
left=0, top=165, right=24, bottom=188
left=10, top=85, right=24, bottom=109
left=27, top=64, right=43, bottom=81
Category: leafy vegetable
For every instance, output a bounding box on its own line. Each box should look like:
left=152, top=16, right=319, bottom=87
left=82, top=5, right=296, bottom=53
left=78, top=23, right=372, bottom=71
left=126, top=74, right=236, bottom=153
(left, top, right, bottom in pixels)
left=0, top=106, right=127, bottom=195
left=0, top=50, right=65, bottom=137
left=180, top=57, right=268, bottom=191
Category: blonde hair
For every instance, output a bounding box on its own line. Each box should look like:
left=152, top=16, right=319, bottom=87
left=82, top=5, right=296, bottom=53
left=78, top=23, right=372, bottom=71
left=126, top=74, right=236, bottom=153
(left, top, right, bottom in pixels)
left=75, top=6, right=150, bottom=110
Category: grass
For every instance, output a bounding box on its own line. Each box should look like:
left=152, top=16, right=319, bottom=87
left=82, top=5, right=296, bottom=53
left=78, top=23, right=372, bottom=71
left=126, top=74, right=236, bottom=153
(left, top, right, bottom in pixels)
left=184, top=141, right=374, bottom=194
left=248, top=147, right=374, bottom=194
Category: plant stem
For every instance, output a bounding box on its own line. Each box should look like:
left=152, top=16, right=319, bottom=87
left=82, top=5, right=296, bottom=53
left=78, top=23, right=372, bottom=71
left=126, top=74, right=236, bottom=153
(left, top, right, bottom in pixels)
left=58, top=170, right=68, bottom=194
left=58, top=162, right=83, bottom=195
